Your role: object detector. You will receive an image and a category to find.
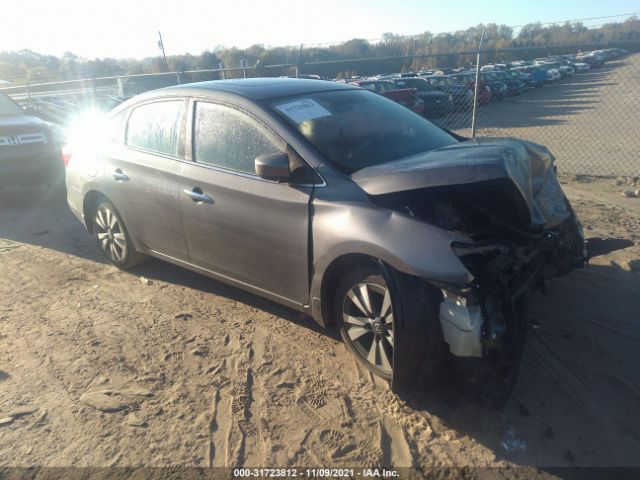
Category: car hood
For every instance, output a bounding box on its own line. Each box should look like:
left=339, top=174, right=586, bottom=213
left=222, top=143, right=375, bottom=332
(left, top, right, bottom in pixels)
left=351, top=137, right=571, bottom=229
left=0, top=114, right=49, bottom=132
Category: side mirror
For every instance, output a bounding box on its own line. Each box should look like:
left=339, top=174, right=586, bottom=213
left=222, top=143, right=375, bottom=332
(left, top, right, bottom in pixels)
left=255, top=152, right=290, bottom=181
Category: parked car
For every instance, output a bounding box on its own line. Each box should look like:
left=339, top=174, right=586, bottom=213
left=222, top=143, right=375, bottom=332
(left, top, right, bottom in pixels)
left=349, top=80, right=425, bottom=115
left=577, top=54, right=604, bottom=68
left=449, top=73, right=491, bottom=105
left=557, top=63, right=576, bottom=76
left=422, top=75, right=474, bottom=109
left=65, top=78, right=586, bottom=404
left=0, top=92, right=63, bottom=186
left=512, top=66, right=547, bottom=87
left=503, top=69, right=535, bottom=88
left=534, top=63, right=561, bottom=82
left=570, top=62, right=591, bottom=73
left=546, top=68, right=562, bottom=82
left=391, top=77, right=453, bottom=116
left=482, top=71, right=524, bottom=96
left=479, top=73, right=508, bottom=101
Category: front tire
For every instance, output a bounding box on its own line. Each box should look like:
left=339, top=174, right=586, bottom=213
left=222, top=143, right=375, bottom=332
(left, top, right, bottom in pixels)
left=93, top=200, right=145, bottom=269
left=335, top=268, right=395, bottom=379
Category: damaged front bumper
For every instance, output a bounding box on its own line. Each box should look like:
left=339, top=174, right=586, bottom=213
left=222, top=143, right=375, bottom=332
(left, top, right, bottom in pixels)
left=435, top=216, right=587, bottom=361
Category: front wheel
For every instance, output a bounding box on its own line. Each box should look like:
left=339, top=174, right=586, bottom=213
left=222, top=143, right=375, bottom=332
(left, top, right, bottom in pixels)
left=93, top=200, right=145, bottom=269
left=335, top=268, right=394, bottom=379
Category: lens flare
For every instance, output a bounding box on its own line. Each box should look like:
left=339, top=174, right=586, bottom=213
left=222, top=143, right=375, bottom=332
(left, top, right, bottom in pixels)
left=63, top=108, right=110, bottom=167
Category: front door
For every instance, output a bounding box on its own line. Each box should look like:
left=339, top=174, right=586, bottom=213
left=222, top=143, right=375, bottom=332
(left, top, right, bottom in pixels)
left=180, top=101, right=312, bottom=305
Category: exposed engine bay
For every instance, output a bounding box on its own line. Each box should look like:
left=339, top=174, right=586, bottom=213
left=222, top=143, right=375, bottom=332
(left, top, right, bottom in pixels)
left=354, top=138, right=587, bottom=403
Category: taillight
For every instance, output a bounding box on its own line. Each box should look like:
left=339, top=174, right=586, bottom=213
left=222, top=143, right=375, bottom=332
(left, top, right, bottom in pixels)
left=62, top=145, right=72, bottom=168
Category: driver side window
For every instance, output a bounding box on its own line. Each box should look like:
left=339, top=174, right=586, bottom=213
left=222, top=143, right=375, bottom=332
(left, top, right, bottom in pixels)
left=194, top=102, right=282, bottom=175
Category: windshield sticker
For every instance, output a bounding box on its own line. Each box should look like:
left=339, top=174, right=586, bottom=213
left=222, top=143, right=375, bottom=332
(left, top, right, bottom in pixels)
left=275, top=99, right=332, bottom=123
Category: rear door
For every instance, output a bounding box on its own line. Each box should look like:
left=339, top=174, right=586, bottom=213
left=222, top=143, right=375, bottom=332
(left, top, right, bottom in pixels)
left=179, top=100, right=313, bottom=305
left=104, top=99, right=189, bottom=261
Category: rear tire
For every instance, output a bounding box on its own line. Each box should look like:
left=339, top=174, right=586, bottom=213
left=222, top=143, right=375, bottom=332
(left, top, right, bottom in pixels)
left=93, top=200, right=145, bottom=269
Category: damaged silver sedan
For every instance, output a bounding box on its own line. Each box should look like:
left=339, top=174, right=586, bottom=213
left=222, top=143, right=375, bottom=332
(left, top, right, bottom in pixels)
left=65, top=79, right=586, bottom=405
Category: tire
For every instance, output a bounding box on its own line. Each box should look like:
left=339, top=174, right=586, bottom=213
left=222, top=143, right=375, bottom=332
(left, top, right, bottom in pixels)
left=93, top=200, right=145, bottom=269
left=335, top=267, right=394, bottom=379
left=486, top=296, right=528, bottom=410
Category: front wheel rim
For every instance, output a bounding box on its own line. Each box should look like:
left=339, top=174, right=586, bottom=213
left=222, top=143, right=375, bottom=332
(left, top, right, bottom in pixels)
left=95, top=206, right=127, bottom=263
left=342, top=282, right=394, bottom=374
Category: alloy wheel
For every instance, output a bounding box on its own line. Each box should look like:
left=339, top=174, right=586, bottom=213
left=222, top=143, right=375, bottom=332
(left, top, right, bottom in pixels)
left=342, top=282, right=394, bottom=374
left=94, top=205, right=127, bottom=263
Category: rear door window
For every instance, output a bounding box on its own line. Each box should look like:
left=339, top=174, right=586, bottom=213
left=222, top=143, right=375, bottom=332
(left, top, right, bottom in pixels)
left=193, top=102, right=282, bottom=175
left=126, top=101, right=183, bottom=156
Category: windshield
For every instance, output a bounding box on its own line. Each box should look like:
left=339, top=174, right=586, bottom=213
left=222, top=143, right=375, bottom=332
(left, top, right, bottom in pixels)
left=0, top=93, right=25, bottom=116
left=395, top=78, right=433, bottom=91
left=271, top=89, right=457, bottom=174
left=427, top=77, right=448, bottom=88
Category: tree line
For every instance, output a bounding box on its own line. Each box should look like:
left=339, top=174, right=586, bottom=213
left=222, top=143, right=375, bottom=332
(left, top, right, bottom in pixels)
left=1, top=16, right=638, bottom=85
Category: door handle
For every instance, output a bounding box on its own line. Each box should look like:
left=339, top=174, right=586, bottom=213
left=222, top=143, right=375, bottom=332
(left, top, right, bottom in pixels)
left=184, top=188, right=214, bottom=204
left=113, top=169, right=129, bottom=181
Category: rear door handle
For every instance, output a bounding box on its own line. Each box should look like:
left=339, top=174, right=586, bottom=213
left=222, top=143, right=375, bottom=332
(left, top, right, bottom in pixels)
left=184, top=188, right=214, bottom=204
left=113, top=169, right=129, bottom=181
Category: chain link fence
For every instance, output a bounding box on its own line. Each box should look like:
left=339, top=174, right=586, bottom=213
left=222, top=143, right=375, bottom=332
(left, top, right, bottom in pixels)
left=2, top=42, right=638, bottom=177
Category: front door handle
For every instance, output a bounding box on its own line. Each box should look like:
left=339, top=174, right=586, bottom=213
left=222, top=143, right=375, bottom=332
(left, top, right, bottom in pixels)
left=113, top=169, right=129, bottom=181
left=184, top=188, right=214, bottom=204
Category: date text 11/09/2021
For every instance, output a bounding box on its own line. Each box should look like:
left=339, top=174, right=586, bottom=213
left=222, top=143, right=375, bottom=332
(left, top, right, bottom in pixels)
left=232, top=468, right=400, bottom=478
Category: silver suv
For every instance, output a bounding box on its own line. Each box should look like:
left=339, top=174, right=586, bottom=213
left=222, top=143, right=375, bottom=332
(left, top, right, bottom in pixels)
left=0, top=92, right=61, bottom=186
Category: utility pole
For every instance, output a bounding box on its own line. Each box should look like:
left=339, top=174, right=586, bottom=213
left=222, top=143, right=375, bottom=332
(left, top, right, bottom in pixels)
left=471, top=28, right=485, bottom=139
left=295, top=44, right=303, bottom=78
left=157, top=31, right=169, bottom=72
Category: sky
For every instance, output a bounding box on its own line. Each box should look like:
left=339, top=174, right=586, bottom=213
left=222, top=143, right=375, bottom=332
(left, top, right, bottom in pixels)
left=2, top=0, right=638, bottom=59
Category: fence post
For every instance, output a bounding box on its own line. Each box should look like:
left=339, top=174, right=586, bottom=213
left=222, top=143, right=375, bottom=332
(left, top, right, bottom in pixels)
left=176, top=72, right=182, bottom=85
left=471, top=29, right=485, bottom=139
left=91, top=77, right=97, bottom=106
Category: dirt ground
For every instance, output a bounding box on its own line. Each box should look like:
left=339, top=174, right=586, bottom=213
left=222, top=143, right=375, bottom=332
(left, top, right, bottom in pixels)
left=1, top=175, right=639, bottom=476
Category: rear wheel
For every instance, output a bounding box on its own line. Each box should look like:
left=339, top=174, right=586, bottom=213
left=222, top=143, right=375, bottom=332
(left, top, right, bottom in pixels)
left=93, top=200, right=145, bottom=269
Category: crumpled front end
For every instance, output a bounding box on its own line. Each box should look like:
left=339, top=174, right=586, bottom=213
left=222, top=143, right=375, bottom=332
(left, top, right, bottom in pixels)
left=356, top=138, right=587, bottom=402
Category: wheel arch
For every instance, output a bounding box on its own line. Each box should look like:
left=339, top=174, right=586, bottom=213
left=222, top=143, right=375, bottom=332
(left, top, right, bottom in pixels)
left=82, top=190, right=106, bottom=233
left=316, top=253, right=386, bottom=328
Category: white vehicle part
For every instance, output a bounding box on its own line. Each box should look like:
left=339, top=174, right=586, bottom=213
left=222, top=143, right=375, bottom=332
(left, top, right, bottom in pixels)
left=438, top=296, right=483, bottom=357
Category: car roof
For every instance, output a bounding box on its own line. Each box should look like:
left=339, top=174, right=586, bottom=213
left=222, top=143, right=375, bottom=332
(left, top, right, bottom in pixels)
left=356, top=80, right=393, bottom=84
left=138, top=78, right=358, bottom=102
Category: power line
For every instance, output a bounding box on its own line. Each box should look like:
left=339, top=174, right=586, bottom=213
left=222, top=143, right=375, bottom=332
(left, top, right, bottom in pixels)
left=282, top=12, right=640, bottom=50
left=510, top=12, right=640, bottom=29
